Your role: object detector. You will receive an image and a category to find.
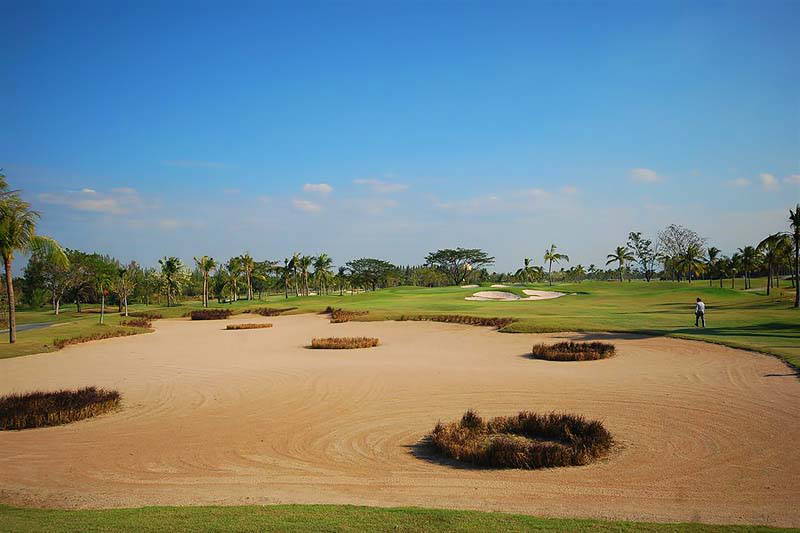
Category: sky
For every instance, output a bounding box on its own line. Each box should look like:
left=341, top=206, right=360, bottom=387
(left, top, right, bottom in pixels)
left=2, top=0, right=798, bottom=273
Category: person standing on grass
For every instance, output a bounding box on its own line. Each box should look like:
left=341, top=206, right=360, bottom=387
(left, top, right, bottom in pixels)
left=695, top=297, right=706, bottom=328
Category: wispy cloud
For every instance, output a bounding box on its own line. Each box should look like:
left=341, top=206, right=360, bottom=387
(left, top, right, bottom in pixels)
left=38, top=187, right=145, bottom=215
left=293, top=199, right=322, bottom=213
left=630, top=168, right=661, bottom=183
left=785, top=174, right=800, bottom=185
left=760, top=172, right=779, bottom=191
left=303, top=183, right=333, bottom=194
left=727, top=178, right=750, bottom=187
left=353, top=178, right=408, bottom=193
left=162, top=160, right=230, bottom=169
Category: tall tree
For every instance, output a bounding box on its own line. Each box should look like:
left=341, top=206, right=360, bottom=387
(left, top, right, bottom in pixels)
left=239, top=253, right=255, bottom=300
left=658, top=224, right=705, bottom=281
left=757, top=232, right=791, bottom=295
left=790, top=204, right=800, bottom=308
left=606, top=246, right=635, bottom=282
left=424, top=248, right=495, bottom=286
left=679, top=243, right=706, bottom=284
left=0, top=186, right=66, bottom=342
left=543, top=244, right=569, bottom=286
left=312, top=253, right=333, bottom=295
left=737, top=246, right=758, bottom=290
left=627, top=232, right=658, bottom=282
left=706, top=247, right=721, bottom=287
left=114, top=264, right=137, bottom=317
left=194, top=256, right=216, bottom=307
left=158, top=256, right=183, bottom=306
left=345, top=258, right=397, bottom=291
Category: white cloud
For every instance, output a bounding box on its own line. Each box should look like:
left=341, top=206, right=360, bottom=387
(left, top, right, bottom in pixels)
left=561, top=185, right=578, bottom=194
left=38, top=187, right=144, bottom=215
left=760, top=173, right=779, bottom=191
left=293, top=199, right=321, bottom=213
left=630, top=168, right=661, bottom=183
left=785, top=174, right=800, bottom=185
left=727, top=178, right=751, bottom=187
left=303, top=183, right=333, bottom=194
left=353, top=178, right=408, bottom=193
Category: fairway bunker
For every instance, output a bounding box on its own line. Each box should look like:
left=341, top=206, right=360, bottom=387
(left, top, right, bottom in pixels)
left=465, top=290, right=566, bottom=301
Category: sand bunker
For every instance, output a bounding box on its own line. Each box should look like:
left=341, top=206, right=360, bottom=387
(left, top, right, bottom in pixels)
left=465, top=290, right=566, bottom=301
left=1, top=315, right=799, bottom=527
left=522, top=289, right=566, bottom=300
left=490, top=284, right=508, bottom=288
left=460, top=284, right=479, bottom=288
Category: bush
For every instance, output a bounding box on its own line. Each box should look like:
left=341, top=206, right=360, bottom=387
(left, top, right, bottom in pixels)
left=226, top=323, right=273, bottom=330
left=429, top=410, right=613, bottom=469
left=127, top=311, right=163, bottom=320
left=53, top=328, right=141, bottom=350
left=190, top=309, right=233, bottom=320
left=328, top=308, right=369, bottom=323
left=244, top=307, right=296, bottom=317
left=398, top=314, right=514, bottom=329
left=120, top=317, right=152, bottom=328
left=530, top=341, right=616, bottom=361
left=0, top=387, right=121, bottom=430
left=310, top=337, right=380, bottom=349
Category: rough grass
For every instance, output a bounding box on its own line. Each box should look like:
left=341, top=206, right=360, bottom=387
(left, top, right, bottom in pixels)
left=327, top=307, right=369, bottom=323
left=244, top=306, right=297, bottom=317
left=530, top=341, right=616, bottom=361
left=190, top=309, right=233, bottom=320
left=53, top=328, right=142, bottom=350
left=127, top=311, right=163, bottom=320
left=430, top=410, right=613, bottom=469
left=398, top=314, right=514, bottom=329
left=226, top=323, right=273, bottom=330
left=0, top=386, right=121, bottom=430
left=310, top=337, right=380, bottom=349
left=120, top=317, right=152, bottom=329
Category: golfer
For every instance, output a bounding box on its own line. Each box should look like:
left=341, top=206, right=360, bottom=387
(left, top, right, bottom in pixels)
left=695, top=297, right=706, bottom=328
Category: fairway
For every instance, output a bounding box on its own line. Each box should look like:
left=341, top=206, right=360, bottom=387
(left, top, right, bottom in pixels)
left=1, top=313, right=798, bottom=527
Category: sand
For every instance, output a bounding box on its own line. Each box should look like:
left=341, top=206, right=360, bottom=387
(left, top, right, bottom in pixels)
left=460, top=284, right=479, bottom=288
left=1, top=314, right=798, bottom=527
left=465, top=290, right=566, bottom=301
left=490, top=284, right=508, bottom=288
left=522, top=289, right=566, bottom=299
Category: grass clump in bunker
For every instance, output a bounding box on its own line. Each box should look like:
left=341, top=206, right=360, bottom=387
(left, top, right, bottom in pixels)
left=226, top=323, right=273, bottom=330
left=310, top=337, right=380, bottom=349
left=0, top=387, right=121, bottom=430
left=429, top=409, right=613, bottom=469
left=326, top=307, right=369, bottom=323
left=530, top=341, right=616, bottom=361
left=190, top=309, right=233, bottom=320
left=398, top=314, right=514, bottom=329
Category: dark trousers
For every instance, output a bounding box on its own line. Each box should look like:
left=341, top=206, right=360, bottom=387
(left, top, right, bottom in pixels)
left=695, top=312, right=705, bottom=327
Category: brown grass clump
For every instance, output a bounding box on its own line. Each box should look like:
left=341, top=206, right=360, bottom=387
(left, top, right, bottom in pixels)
left=120, top=317, right=152, bottom=328
left=310, top=337, right=380, bottom=349
left=429, top=409, right=613, bottom=469
left=190, top=309, right=233, bottom=320
left=530, top=341, right=616, bottom=361
left=53, top=328, right=141, bottom=350
left=328, top=308, right=369, bottom=323
left=127, top=311, right=163, bottom=320
left=0, top=387, right=121, bottom=430
left=226, top=323, right=273, bottom=330
left=398, top=314, right=514, bottom=329
left=244, top=307, right=297, bottom=317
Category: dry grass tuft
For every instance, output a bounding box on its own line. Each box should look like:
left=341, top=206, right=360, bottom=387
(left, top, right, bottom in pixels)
left=398, top=314, right=514, bottom=329
left=429, top=409, right=613, bottom=469
left=530, top=341, right=616, bottom=361
left=310, top=337, right=380, bottom=349
left=0, top=387, right=121, bottom=430
left=226, top=323, right=273, bottom=330
left=120, top=317, right=152, bottom=329
left=190, top=309, right=233, bottom=320
left=327, top=308, right=369, bottom=323
left=127, top=311, right=163, bottom=319
left=53, top=328, right=141, bottom=350
left=244, top=307, right=297, bottom=317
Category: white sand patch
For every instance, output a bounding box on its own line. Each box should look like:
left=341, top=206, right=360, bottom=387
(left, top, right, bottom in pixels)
left=490, top=284, right=508, bottom=288
left=465, top=291, right=520, bottom=301
left=460, top=284, right=479, bottom=288
left=522, top=289, right=566, bottom=300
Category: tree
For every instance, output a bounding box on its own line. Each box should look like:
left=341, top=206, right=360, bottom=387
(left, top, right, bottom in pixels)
left=158, top=256, right=184, bottom=306
left=239, top=253, right=255, bottom=300
left=627, top=232, right=658, bottom=282
left=679, top=243, right=706, bottom=284
left=424, top=248, right=495, bottom=286
left=790, top=204, right=800, bottom=308
left=312, top=253, right=333, bottom=295
left=606, top=246, right=635, bottom=282
left=335, top=266, right=348, bottom=295
left=296, top=255, right=313, bottom=296
left=194, top=256, right=216, bottom=307
left=658, top=224, right=705, bottom=281
left=345, top=258, right=397, bottom=291
left=729, top=252, right=741, bottom=289
left=757, top=232, right=791, bottom=295
left=0, top=187, right=66, bottom=342
left=543, top=244, right=569, bottom=286
left=706, top=247, right=721, bottom=287
left=114, top=263, right=137, bottom=316
left=515, top=258, right=543, bottom=283
left=736, top=246, right=758, bottom=290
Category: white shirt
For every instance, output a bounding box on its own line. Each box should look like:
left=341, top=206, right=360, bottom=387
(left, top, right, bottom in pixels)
left=695, top=301, right=705, bottom=314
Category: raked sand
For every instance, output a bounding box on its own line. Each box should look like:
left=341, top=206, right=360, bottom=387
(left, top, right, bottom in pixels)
left=1, top=314, right=799, bottom=527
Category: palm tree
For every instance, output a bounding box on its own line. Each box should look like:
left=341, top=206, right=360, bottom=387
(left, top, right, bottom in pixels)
left=0, top=193, right=66, bottom=343
left=790, top=204, right=800, bottom=308
left=336, top=266, right=348, bottom=296
left=757, top=232, right=792, bottom=295
left=729, top=252, right=741, bottom=289
left=543, top=244, right=569, bottom=286
left=194, top=256, right=216, bottom=307
left=312, top=253, right=333, bottom=294
left=158, top=256, right=183, bottom=306
left=115, top=266, right=136, bottom=316
left=706, top=247, right=721, bottom=287
left=605, top=246, right=635, bottom=282
left=226, top=256, right=243, bottom=301
left=297, top=255, right=313, bottom=296
left=736, top=246, right=758, bottom=290
left=239, top=253, right=255, bottom=300
left=679, top=244, right=705, bottom=284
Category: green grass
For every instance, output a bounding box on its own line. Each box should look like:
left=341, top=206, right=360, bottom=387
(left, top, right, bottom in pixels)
left=0, top=504, right=794, bottom=532
left=2, top=280, right=798, bottom=369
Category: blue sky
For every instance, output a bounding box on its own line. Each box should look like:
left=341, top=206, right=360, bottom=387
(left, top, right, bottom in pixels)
left=2, top=0, right=798, bottom=272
